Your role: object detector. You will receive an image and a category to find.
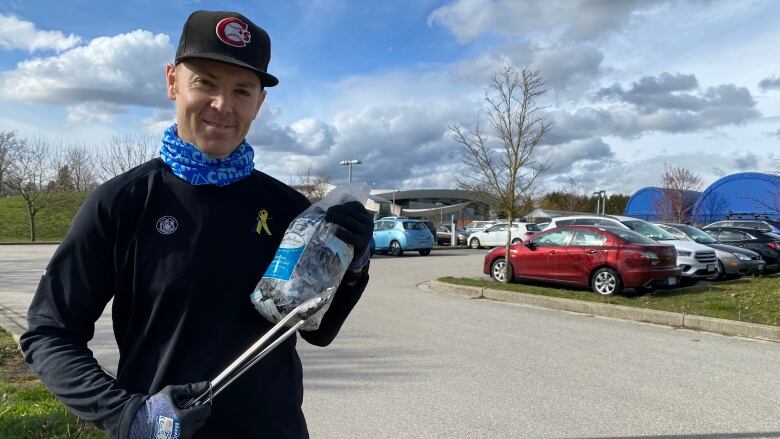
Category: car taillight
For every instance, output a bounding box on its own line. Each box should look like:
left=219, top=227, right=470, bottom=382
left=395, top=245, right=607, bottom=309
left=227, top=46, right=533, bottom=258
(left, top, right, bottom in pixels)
left=628, top=250, right=660, bottom=266
left=769, top=242, right=779, bottom=251
left=524, top=231, right=534, bottom=236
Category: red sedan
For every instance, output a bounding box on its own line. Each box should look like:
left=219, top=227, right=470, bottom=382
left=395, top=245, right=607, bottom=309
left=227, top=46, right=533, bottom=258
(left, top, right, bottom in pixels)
left=482, top=225, right=681, bottom=295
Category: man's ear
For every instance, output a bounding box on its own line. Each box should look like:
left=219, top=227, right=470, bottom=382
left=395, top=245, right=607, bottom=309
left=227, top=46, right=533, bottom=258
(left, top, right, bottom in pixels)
left=166, top=64, right=177, bottom=100
left=253, top=90, right=267, bottom=120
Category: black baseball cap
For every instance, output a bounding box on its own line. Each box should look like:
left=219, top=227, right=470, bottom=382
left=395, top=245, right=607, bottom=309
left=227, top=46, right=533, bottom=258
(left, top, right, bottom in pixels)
left=175, top=10, right=279, bottom=87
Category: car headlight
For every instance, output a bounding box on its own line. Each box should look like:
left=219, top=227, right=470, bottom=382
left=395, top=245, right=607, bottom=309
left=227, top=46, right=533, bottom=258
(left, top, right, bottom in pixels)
left=676, top=250, right=693, bottom=257
left=735, top=253, right=752, bottom=261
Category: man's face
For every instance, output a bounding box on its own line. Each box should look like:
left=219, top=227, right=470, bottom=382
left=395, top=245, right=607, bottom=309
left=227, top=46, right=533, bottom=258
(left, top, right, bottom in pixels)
left=166, top=58, right=266, bottom=158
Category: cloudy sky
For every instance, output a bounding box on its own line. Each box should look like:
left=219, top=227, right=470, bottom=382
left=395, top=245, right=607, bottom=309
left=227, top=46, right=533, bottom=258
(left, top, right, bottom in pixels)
left=1, top=0, right=779, bottom=195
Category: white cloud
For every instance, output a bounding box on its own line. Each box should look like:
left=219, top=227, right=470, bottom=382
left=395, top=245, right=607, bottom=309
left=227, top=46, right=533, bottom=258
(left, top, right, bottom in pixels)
left=249, top=101, right=469, bottom=188
left=0, top=14, right=81, bottom=52
left=65, top=102, right=126, bottom=124
left=451, top=41, right=604, bottom=101
left=428, top=0, right=669, bottom=43
left=548, top=149, right=779, bottom=195
left=545, top=75, right=761, bottom=145
left=290, top=118, right=336, bottom=153
left=538, top=137, right=615, bottom=175
left=139, top=110, right=175, bottom=136
left=0, top=30, right=173, bottom=109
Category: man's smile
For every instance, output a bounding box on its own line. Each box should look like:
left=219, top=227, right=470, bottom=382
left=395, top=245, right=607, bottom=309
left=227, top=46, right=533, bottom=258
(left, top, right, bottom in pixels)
left=203, top=119, right=235, bottom=129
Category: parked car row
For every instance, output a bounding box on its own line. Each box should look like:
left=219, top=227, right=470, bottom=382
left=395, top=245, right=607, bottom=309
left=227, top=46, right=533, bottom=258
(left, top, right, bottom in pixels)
left=483, top=225, right=681, bottom=296
left=369, top=214, right=780, bottom=298
left=481, top=214, right=780, bottom=296
left=655, top=223, right=767, bottom=279
left=543, top=215, right=718, bottom=285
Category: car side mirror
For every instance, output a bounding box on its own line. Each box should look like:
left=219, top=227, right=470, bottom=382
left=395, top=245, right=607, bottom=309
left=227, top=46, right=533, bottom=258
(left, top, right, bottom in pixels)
left=525, top=241, right=536, bottom=250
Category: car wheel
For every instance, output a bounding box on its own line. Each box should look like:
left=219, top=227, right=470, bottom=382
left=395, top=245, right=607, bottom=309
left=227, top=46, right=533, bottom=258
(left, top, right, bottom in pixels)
left=470, top=238, right=481, bottom=249
left=591, top=267, right=622, bottom=296
left=491, top=258, right=513, bottom=283
left=419, top=249, right=431, bottom=256
left=390, top=240, right=403, bottom=256
left=511, top=238, right=522, bottom=245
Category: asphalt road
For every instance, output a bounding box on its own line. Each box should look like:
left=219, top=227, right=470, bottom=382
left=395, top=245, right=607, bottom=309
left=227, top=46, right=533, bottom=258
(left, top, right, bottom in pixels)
left=1, top=245, right=779, bottom=438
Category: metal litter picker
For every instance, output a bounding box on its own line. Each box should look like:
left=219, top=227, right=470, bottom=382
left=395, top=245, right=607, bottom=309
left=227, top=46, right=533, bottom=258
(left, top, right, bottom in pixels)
left=182, top=296, right=326, bottom=408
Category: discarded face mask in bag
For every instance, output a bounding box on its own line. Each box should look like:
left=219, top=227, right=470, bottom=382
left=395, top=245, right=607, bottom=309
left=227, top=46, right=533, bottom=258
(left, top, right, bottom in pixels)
left=250, top=183, right=370, bottom=330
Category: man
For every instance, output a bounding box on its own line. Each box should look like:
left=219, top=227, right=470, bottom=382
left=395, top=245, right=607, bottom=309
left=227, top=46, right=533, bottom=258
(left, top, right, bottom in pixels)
left=20, top=10, right=372, bottom=439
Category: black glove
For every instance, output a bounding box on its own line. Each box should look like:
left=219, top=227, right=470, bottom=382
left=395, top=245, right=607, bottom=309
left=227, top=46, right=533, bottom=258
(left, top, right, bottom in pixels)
left=325, top=201, right=373, bottom=261
left=129, top=382, right=212, bottom=439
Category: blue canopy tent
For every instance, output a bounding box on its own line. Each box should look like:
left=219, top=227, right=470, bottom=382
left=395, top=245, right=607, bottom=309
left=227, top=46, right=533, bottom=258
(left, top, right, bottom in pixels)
left=625, top=186, right=701, bottom=222
left=691, top=172, right=780, bottom=224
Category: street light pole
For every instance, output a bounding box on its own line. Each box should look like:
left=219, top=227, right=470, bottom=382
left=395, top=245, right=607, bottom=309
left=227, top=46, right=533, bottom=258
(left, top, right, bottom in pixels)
left=592, top=190, right=606, bottom=215
left=593, top=190, right=607, bottom=215
left=339, top=159, right=362, bottom=183
left=600, top=190, right=606, bottom=215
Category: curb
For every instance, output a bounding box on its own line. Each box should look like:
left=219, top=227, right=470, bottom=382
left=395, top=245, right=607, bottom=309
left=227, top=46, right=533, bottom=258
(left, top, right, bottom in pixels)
left=0, top=242, right=60, bottom=245
left=426, top=280, right=780, bottom=343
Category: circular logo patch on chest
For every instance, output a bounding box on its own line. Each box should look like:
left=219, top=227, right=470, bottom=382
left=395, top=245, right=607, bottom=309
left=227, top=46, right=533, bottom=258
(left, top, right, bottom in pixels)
left=156, top=216, right=178, bottom=235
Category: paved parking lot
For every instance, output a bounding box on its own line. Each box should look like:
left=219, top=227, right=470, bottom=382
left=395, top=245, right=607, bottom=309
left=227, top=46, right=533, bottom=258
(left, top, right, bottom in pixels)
left=2, top=245, right=780, bottom=438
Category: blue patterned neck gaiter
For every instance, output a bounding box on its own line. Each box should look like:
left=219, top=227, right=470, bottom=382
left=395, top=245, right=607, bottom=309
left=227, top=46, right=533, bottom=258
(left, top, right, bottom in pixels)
left=159, top=124, right=255, bottom=186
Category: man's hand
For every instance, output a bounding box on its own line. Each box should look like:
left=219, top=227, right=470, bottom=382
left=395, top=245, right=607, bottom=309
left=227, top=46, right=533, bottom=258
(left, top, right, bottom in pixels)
left=325, top=201, right=373, bottom=267
left=129, top=382, right=212, bottom=439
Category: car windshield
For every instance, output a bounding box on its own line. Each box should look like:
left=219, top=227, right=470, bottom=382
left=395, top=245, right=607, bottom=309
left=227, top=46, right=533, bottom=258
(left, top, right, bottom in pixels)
left=402, top=222, right=424, bottom=230
left=675, top=224, right=717, bottom=243
left=622, top=220, right=677, bottom=240
left=656, top=225, right=688, bottom=240
left=612, top=229, right=657, bottom=244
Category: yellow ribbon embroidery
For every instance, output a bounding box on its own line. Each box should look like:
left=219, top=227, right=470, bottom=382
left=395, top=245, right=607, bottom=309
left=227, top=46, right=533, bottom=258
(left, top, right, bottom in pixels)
left=256, top=209, right=272, bottom=236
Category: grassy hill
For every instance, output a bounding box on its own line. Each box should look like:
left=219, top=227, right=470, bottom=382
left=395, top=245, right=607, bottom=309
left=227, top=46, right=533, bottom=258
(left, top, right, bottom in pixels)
left=0, top=193, right=88, bottom=243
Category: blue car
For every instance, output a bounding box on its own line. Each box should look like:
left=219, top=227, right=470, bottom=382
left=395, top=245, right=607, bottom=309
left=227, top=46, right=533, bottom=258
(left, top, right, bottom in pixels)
left=371, top=217, right=434, bottom=256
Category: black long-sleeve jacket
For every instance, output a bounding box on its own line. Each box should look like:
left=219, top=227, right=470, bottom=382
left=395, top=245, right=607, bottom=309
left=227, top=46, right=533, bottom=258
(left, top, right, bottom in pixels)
left=20, top=158, right=367, bottom=438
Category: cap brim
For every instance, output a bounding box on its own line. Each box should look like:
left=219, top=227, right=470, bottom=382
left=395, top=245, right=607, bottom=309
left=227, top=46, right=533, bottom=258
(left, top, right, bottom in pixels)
left=176, top=52, right=279, bottom=87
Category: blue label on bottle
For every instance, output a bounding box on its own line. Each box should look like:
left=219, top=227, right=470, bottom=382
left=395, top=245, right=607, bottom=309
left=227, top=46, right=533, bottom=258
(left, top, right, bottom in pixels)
left=263, top=232, right=306, bottom=281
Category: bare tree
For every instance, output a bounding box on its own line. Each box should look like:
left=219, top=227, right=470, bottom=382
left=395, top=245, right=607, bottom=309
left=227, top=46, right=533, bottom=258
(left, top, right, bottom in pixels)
left=65, top=144, right=98, bottom=192
left=290, top=167, right=332, bottom=203
left=4, top=135, right=60, bottom=241
left=653, top=164, right=703, bottom=223
left=0, top=131, right=21, bottom=197
left=558, top=175, right=588, bottom=212
left=452, top=66, right=551, bottom=282
left=96, top=131, right=157, bottom=181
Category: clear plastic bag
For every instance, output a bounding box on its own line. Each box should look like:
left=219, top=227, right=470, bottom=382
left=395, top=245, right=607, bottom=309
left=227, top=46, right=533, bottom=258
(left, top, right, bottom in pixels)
left=250, top=183, right=370, bottom=330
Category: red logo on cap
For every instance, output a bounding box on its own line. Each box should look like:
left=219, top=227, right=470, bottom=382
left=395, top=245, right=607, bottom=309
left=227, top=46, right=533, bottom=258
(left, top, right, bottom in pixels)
left=216, top=17, right=251, bottom=47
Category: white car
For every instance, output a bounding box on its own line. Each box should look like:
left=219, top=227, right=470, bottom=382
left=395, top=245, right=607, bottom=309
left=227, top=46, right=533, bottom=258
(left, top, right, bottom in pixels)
left=545, top=215, right=718, bottom=285
left=463, top=220, right=497, bottom=235
left=468, top=222, right=541, bottom=249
